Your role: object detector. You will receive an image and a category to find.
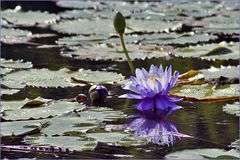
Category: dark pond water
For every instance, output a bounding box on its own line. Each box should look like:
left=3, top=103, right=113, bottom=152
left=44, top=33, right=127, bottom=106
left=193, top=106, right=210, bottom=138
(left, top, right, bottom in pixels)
left=1, top=0, right=239, bottom=159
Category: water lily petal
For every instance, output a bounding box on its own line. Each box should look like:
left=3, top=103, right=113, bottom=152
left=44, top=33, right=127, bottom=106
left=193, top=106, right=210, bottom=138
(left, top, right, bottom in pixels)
left=136, top=98, right=154, bottom=111
left=136, top=68, right=145, bottom=80
left=119, top=93, right=143, bottom=99
left=155, top=96, right=168, bottom=110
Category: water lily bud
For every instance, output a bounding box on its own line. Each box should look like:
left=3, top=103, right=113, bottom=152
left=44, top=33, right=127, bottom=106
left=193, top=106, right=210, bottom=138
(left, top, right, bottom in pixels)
left=76, top=94, right=87, bottom=103
left=89, top=85, right=108, bottom=105
left=113, top=12, right=126, bottom=35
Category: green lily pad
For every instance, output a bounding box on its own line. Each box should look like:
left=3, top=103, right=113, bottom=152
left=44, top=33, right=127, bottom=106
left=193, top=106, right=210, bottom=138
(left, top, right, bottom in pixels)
left=51, top=19, right=114, bottom=35
left=1, top=68, right=124, bottom=89
left=175, top=42, right=238, bottom=60
left=171, top=84, right=239, bottom=101
left=1, top=68, right=13, bottom=75
left=23, top=107, right=126, bottom=151
left=56, top=34, right=106, bottom=46
left=1, top=88, right=20, bottom=95
left=231, top=139, right=240, bottom=149
left=1, top=119, right=45, bottom=136
left=2, top=99, right=85, bottom=121
left=2, top=9, right=59, bottom=27
left=61, top=44, right=171, bottom=61
left=1, top=28, right=32, bottom=44
left=222, top=102, right=240, bottom=117
left=127, top=19, right=179, bottom=33
left=189, top=65, right=239, bottom=81
left=165, top=148, right=239, bottom=159
left=56, top=1, right=105, bottom=10
left=1, top=58, right=33, bottom=69
left=140, top=32, right=217, bottom=45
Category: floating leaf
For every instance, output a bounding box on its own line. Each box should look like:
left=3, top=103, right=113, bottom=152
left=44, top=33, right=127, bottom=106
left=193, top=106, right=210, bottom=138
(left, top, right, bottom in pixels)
left=1, top=88, right=20, bottom=95
left=222, top=102, right=240, bottom=117
left=23, top=107, right=126, bottom=151
left=2, top=100, right=85, bottom=121
left=56, top=1, right=105, bottom=10
left=2, top=9, right=59, bottom=27
left=189, top=65, right=239, bottom=82
left=61, top=44, right=171, bottom=61
left=51, top=19, right=114, bottom=35
left=165, top=148, right=239, bottom=159
left=1, top=28, right=32, bottom=44
left=1, top=58, right=33, bottom=69
left=56, top=35, right=106, bottom=46
left=127, top=19, right=179, bottom=33
left=140, top=32, right=217, bottom=45
left=171, top=84, right=239, bottom=102
left=175, top=42, right=238, bottom=60
left=1, top=119, right=45, bottom=136
left=1, top=68, right=124, bottom=89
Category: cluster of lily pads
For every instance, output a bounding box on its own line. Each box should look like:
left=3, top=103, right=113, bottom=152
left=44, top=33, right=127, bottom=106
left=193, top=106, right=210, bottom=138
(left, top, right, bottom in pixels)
left=1, top=0, right=239, bottom=159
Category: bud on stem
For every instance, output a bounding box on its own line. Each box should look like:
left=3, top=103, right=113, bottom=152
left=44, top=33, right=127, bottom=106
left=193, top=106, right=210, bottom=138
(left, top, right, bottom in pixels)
left=113, top=12, right=135, bottom=75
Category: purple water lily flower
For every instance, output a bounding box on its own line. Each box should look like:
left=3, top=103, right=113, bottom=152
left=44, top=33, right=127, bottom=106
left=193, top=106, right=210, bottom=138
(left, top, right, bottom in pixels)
left=119, top=64, right=182, bottom=112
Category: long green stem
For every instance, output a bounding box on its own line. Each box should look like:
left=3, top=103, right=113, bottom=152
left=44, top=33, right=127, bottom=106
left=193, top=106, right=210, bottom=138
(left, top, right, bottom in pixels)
left=119, top=34, right=135, bottom=75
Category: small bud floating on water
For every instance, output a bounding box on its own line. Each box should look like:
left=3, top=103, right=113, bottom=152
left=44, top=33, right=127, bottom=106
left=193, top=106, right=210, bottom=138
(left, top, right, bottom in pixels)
left=119, top=65, right=183, bottom=113
left=89, top=84, right=108, bottom=106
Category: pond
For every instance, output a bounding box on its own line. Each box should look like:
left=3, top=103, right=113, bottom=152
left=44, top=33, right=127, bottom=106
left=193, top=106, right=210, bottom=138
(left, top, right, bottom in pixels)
left=1, top=0, right=239, bottom=159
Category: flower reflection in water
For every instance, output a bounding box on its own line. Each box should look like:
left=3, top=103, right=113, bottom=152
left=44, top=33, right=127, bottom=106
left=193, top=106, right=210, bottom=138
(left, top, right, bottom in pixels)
left=125, top=110, right=184, bottom=146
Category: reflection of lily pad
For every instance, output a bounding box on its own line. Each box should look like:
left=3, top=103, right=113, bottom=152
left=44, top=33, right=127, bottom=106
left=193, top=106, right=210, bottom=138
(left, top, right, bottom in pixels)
left=175, top=42, right=238, bottom=60
left=171, top=84, right=239, bottom=101
left=2, top=9, right=59, bottom=27
left=2, top=68, right=124, bottom=88
left=1, top=28, right=32, bottom=44
left=223, top=102, right=240, bottom=117
left=61, top=44, right=171, bottom=61
left=165, top=148, right=239, bottom=159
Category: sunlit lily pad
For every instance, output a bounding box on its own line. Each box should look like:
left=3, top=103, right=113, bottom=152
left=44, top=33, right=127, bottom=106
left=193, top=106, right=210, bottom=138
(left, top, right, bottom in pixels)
left=2, top=99, right=85, bottom=121
left=51, top=19, right=114, bottom=35
left=56, top=1, right=105, bottom=10
left=1, top=68, right=124, bottom=88
left=1, top=119, right=44, bottom=136
left=175, top=42, right=238, bottom=60
left=188, top=65, right=239, bottom=81
left=223, top=102, right=240, bottom=117
left=171, top=84, right=239, bottom=101
left=1, top=88, right=20, bottom=95
left=140, top=32, right=217, bottom=45
left=1, top=58, right=33, bottom=69
left=61, top=44, right=171, bottom=61
left=23, top=107, right=126, bottom=151
left=56, top=35, right=106, bottom=46
left=1, top=28, right=32, bottom=44
left=2, top=9, right=59, bottom=27
left=165, top=148, right=239, bottom=159
left=127, top=19, right=179, bottom=33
